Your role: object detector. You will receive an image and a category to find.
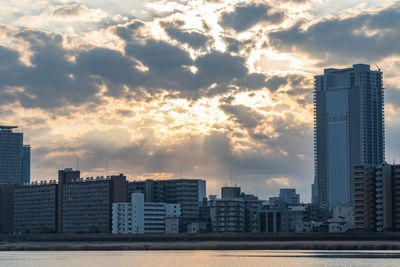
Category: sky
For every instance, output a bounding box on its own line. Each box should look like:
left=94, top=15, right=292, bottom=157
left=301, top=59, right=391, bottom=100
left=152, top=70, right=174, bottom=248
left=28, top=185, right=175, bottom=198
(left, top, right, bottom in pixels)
left=1, top=0, right=400, bottom=201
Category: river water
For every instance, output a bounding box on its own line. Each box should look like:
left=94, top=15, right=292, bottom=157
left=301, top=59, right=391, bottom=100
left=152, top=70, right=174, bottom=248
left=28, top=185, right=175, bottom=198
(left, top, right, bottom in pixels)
left=1, top=250, right=400, bottom=267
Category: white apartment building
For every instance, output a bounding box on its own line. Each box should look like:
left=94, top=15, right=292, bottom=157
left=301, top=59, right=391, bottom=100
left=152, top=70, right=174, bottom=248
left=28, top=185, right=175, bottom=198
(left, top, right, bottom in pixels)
left=112, top=192, right=181, bottom=234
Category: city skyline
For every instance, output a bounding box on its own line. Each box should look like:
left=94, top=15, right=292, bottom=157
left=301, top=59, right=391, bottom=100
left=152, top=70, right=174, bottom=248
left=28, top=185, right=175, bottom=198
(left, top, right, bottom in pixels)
left=1, top=1, right=400, bottom=201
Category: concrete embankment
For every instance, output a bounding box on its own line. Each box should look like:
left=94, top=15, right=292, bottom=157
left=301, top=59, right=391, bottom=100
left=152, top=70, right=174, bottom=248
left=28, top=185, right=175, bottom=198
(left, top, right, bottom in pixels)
left=0, top=233, right=400, bottom=251
left=1, top=241, right=400, bottom=251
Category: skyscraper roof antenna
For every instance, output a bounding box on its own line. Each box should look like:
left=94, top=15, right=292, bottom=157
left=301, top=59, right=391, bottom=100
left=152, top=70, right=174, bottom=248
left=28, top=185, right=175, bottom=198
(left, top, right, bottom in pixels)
left=375, top=63, right=381, bottom=72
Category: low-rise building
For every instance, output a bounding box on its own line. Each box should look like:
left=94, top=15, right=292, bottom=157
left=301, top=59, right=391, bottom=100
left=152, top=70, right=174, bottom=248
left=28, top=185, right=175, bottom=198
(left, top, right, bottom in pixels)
left=288, top=206, right=306, bottom=233
left=260, top=200, right=289, bottom=233
left=165, top=217, right=180, bottom=233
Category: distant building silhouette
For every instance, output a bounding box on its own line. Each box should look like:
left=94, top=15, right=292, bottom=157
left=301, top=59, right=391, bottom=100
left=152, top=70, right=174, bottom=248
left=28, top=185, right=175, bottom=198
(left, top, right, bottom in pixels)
left=22, top=145, right=31, bottom=184
left=221, top=186, right=241, bottom=199
left=313, top=64, right=384, bottom=209
left=0, top=126, right=30, bottom=185
left=279, top=188, right=300, bottom=205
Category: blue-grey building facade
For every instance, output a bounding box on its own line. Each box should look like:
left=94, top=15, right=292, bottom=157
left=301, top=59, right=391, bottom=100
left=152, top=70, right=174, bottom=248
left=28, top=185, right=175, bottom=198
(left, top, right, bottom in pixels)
left=313, top=64, right=384, bottom=209
left=13, top=182, right=58, bottom=234
left=0, top=126, right=30, bottom=185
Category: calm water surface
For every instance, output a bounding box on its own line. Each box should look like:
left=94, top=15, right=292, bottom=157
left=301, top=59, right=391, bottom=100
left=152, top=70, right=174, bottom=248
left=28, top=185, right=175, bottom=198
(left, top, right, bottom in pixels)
left=1, top=250, right=400, bottom=267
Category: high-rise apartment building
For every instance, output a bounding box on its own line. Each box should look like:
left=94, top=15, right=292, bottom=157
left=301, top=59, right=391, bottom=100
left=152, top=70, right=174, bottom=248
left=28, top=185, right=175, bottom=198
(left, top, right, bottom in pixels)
left=128, top=179, right=205, bottom=221
left=59, top=173, right=127, bottom=234
left=353, top=163, right=400, bottom=232
left=375, top=163, right=400, bottom=232
left=13, top=181, right=58, bottom=234
left=313, top=64, right=384, bottom=209
left=0, top=126, right=30, bottom=184
left=353, top=165, right=376, bottom=231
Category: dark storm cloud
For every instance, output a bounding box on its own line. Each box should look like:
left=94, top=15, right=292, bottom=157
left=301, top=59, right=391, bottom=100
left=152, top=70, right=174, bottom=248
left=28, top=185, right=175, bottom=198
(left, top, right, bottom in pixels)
left=268, top=4, right=400, bottom=63
left=0, top=20, right=270, bottom=110
left=113, top=20, right=145, bottom=41
left=194, top=51, right=247, bottom=85
left=166, top=28, right=208, bottom=48
left=220, top=3, right=284, bottom=32
left=266, top=74, right=307, bottom=92
left=160, top=21, right=209, bottom=48
left=0, top=30, right=99, bottom=109
left=124, top=37, right=267, bottom=96
left=76, top=48, right=141, bottom=97
left=220, top=104, right=263, bottom=129
left=126, top=39, right=193, bottom=73
left=223, top=36, right=241, bottom=52
left=219, top=103, right=271, bottom=141
left=265, top=73, right=312, bottom=106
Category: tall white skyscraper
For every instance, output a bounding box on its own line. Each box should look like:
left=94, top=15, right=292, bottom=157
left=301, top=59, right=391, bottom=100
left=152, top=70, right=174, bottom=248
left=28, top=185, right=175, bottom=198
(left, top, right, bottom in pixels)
left=313, top=64, right=384, bottom=209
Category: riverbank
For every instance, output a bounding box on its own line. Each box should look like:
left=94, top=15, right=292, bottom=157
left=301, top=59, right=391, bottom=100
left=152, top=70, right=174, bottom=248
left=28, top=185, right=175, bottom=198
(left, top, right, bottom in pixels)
left=1, top=233, right=400, bottom=251
left=2, top=232, right=400, bottom=242
left=1, top=240, right=400, bottom=251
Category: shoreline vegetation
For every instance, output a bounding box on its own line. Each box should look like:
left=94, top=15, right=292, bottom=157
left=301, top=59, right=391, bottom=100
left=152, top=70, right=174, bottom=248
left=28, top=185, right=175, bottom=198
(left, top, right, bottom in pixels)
left=1, top=233, right=400, bottom=251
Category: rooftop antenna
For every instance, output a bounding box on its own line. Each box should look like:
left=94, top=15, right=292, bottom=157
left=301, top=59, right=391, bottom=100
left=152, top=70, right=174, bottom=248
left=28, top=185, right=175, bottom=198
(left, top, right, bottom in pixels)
left=375, top=63, right=381, bottom=72
left=230, top=170, right=233, bottom=186
left=180, top=168, right=182, bottom=179
left=76, top=156, right=79, bottom=170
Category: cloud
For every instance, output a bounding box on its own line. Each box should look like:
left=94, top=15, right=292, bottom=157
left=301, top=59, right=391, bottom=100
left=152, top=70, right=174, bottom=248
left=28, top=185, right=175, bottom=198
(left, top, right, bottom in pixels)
left=220, top=104, right=263, bottom=129
left=0, top=21, right=271, bottom=112
left=0, top=30, right=99, bottom=109
left=266, top=74, right=308, bottom=92
left=220, top=3, right=285, bottom=32
left=112, top=20, right=145, bottom=41
left=5, top=0, right=386, bottom=201
left=268, top=4, right=400, bottom=63
left=52, top=3, right=90, bottom=17
left=160, top=20, right=210, bottom=48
